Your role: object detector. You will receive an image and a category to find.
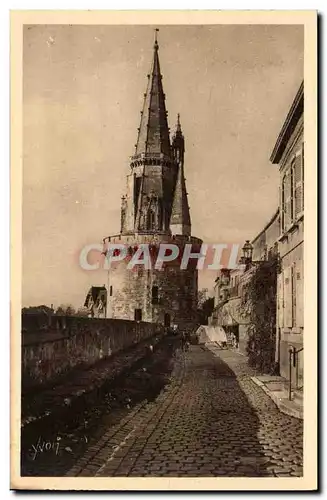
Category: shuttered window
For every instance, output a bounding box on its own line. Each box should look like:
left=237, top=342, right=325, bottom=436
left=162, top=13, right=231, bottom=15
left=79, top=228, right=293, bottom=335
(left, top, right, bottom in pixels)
left=284, top=267, right=293, bottom=327
left=277, top=273, right=284, bottom=327
left=295, top=260, right=304, bottom=328
left=280, top=183, right=285, bottom=233
left=290, top=161, right=295, bottom=221
left=284, top=170, right=292, bottom=231
left=281, top=145, right=304, bottom=235
left=294, top=152, right=304, bottom=218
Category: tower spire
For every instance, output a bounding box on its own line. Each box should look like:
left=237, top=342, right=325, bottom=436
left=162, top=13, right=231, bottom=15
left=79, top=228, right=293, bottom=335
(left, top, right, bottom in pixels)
left=176, top=113, right=181, bottom=132
left=154, top=27, right=159, bottom=47
left=172, top=113, right=185, bottom=163
left=133, top=31, right=171, bottom=161
left=170, top=115, right=191, bottom=236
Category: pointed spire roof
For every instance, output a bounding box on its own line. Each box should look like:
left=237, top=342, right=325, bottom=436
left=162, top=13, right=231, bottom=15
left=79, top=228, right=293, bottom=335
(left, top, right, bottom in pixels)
left=176, top=113, right=182, bottom=134
left=170, top=116, right=191, bottom=232
left=134, top=30, right=171, bottom=160
left=170, top=163, right=191, bottom=230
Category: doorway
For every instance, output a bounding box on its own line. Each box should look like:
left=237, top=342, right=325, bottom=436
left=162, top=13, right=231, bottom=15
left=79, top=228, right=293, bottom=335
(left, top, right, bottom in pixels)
left=164, top=313, right=171, bottom=327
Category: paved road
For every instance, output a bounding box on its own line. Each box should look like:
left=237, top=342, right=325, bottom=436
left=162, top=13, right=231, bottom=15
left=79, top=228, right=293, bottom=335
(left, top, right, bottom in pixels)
left=67, top=344, right=303, bottom=478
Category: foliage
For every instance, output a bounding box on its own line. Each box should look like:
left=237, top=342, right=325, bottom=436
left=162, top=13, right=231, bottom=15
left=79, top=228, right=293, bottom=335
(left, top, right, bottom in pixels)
left=197, top=289, right=208, bottom=307
left=22, top=305, right=53, bottom=314
left=197, top=297, right=215, bottom=325
left=56, top=304, right=76, bottom=316
left=76, top=307, right=90, bottom=317
left=240, top=256, right=278, bottom=373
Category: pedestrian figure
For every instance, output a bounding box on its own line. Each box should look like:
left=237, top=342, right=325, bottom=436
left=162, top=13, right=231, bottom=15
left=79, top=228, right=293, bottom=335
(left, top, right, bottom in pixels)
left=181, top=331, right=190, bottom=352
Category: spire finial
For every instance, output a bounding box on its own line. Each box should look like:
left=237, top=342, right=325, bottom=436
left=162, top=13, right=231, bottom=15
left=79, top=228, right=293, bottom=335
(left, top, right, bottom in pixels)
left=154, top=28, right=159, bottom=49
left=176, top=113, right=182, bottom=133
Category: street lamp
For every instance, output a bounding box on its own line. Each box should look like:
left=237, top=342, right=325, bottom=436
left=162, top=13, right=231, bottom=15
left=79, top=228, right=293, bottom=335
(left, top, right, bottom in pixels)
left=241, top=240, right=253, bottom=263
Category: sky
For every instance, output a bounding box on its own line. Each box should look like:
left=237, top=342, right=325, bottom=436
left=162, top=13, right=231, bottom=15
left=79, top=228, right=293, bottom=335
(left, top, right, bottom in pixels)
left=22, top=24, right=304, bottom=308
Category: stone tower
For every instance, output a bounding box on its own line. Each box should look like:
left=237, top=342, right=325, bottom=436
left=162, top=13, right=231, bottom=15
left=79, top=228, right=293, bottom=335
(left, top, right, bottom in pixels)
left=103, top=33, right=202, bottom=330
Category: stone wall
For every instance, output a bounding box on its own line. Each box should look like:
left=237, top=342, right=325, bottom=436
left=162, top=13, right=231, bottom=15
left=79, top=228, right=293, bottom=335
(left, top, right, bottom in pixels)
left=22, top=314, right=164, bottom=390
left=104, top=234, right=201, bottom=332
left=108, top=261, right=198, bottom=331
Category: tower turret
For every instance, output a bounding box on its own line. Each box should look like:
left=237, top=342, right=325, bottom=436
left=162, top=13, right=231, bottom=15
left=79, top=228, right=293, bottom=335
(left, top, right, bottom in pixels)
left=170, top=114, right=191, bottom=236
left=172, top=113, right=185, bottom=164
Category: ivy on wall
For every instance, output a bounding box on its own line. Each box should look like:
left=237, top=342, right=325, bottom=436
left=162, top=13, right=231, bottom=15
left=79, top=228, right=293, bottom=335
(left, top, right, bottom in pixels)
left=239, top=256, right=279, bottom=374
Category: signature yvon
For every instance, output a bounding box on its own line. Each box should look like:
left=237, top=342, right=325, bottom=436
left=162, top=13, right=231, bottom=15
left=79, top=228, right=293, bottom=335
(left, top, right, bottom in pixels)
left=31, top=437, right=60, bottom=460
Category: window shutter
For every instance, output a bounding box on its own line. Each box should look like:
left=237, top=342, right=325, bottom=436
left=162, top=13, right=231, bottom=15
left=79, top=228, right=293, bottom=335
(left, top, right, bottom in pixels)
left=295, top=260, right=304, bottom=328
left=291, top=264, right=297, bottom=327
left=294, top=153, right=303, bottom=218
left=284, top=170, right=292, bottom=230
left=290, top=162, right=295, bottom=221
left=284, top=267, right=293, bottom=327
left=277, top=273, right=284, bottom=327
left=280, top=183, right=285, bottom=234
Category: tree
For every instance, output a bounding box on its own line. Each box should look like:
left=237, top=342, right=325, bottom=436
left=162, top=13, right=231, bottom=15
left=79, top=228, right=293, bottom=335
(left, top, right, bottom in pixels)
left=197, top=288, right=208, bottom=308
left=197, top=297, right=215, bottom=325
left=56, top=304, right=76, bottom=316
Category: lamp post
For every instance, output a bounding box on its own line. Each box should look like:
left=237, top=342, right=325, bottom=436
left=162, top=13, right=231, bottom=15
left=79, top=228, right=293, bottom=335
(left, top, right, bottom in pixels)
left=241, top=240, right=253, bottom=267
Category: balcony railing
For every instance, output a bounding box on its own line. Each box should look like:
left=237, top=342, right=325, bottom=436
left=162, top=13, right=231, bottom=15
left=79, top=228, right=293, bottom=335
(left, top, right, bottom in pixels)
left=130, top=152, right=173, bottom=164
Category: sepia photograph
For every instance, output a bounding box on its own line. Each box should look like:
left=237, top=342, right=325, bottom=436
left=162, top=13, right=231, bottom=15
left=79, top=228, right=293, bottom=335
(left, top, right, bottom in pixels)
left=11, top=10, right=317, bottom=491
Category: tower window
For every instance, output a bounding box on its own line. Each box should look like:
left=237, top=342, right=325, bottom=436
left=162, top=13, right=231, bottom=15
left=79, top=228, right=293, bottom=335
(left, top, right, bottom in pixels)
left=109, top=285, right=113, bottom=296
left=134, top=308, right=142, bottom=322
left=152, top=285, right=159, bottom=305
left=147, top=210, right=155, bottom=230
left=164, top=313, right=171, bottom=327
left=134, top=176, right=142, bottom=209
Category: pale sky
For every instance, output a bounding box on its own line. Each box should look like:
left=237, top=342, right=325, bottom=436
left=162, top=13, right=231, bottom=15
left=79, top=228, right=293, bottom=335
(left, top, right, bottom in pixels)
left=23, top=24, right=303, bottom=307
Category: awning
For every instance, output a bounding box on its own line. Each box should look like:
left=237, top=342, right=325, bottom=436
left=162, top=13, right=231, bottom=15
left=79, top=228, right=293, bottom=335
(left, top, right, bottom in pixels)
left=195, top=325, right=228, bottom=345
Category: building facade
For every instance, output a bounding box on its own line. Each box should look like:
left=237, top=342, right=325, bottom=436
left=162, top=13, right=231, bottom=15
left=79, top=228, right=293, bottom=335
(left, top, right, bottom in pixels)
left=270, top=82, right=304, bottom=384
left=103, top=35, right=201, bottom=331
left=211, top=212, right=280, bottom=357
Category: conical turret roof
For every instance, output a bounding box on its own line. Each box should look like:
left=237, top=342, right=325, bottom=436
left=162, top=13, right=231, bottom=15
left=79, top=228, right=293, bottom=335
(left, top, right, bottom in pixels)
left=170, top=115, right=191, bottom=231
left=133, top=32, right=171, bottom=160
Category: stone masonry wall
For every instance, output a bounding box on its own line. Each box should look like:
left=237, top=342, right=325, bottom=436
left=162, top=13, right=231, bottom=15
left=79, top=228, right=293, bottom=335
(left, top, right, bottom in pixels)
left=108, top=258, right=198, bottom=332
left=22, top=315, right=164, bottom=390
left=104, top=233, right=201, bottom=332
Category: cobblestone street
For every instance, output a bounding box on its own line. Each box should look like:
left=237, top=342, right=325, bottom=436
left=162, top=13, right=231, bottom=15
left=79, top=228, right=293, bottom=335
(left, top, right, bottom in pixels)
left=67, top=344, right=303, bottom=478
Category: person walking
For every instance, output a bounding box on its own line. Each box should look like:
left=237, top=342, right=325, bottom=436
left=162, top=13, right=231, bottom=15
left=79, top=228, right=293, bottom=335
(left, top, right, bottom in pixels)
left=180, top=331, right=190, bottom=352
left=180, top=331, right=186, bottom=350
